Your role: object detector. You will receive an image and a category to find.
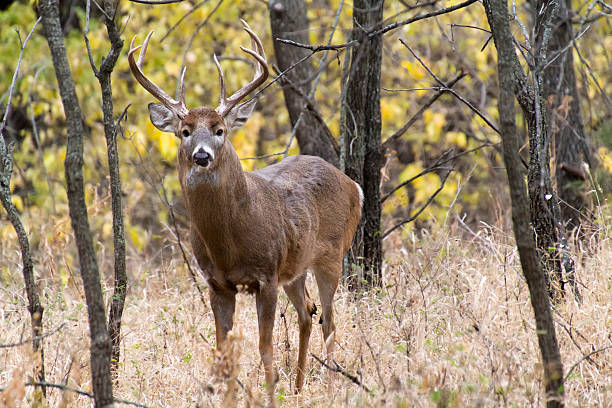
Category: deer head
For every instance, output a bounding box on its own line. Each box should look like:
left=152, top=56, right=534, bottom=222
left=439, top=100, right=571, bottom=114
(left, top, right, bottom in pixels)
left=128, top=20, right=268, bottom=172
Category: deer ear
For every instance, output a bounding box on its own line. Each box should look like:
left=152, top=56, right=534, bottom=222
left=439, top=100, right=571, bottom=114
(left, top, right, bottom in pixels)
left=225, top=99, right=257, bottom=130
left=148, top=103, right=180, bottom=134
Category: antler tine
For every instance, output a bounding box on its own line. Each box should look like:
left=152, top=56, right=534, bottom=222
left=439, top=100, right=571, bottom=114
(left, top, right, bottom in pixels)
left=178, top=66, right=187, bottom=108
left=128, top=31, right=189, bottom=119
left=240, top=19, right=266, bottom=72
left=215, top=20, right=269, bottom=117
left=213, top=53, right=229, bottom=117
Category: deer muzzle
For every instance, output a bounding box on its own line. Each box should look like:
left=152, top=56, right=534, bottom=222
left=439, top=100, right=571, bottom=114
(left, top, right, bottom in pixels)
left=193, top=147, right=212, bottom=168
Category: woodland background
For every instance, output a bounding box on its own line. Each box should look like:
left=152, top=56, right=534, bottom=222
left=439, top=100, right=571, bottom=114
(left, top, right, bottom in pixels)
left=1, top=0, right=611, bottom=406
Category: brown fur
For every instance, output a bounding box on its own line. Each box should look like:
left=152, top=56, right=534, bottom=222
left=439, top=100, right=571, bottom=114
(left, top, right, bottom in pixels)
left=130, top=29, right=361, bottom=394
left=178, top=125, right=361, bottom=392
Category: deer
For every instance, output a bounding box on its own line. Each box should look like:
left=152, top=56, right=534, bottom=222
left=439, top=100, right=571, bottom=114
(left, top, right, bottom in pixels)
left=128, top=20, right=362, bottom=393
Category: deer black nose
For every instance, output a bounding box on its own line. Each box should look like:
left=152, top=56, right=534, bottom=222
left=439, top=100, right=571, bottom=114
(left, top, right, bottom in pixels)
left=193, top=148, right=211, bottom=167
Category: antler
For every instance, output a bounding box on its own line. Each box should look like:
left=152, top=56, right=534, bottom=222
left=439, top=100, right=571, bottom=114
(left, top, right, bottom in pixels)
left=214, top=20, right=269, bottom=118
left=128, top=32, right=189, bottom=119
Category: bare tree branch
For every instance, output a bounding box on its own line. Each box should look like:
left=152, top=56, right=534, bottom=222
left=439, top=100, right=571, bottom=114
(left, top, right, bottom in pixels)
left=311, top=354, right=371, bottom=393
left=381, top=143, right=494, bottom=203
left=0, top=381, right=149, bottom=407
left=382, top=72, right=466, bottom=149
left=400, top=39, right=500, bottom=134
left=162, top=0, right=210, bottom=42
left=382, top=167, right=452, bottom=239
left=276, top=0, right=479, bottom=52
left=0, top=15, right=46, bottom=397
left=0, top=323, right=65, bottom=349
left=129, top=0, right=184, bottom=4
left=564, top=345, right=612, bottom=383
left=178, top=0, right=224, bottom=97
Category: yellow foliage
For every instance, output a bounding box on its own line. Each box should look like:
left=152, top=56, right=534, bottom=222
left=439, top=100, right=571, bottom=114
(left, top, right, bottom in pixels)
left=158, top=133, right=179, bottom=161
left=599, top=147, right=612, bottom=173
left=424, top=109, right=446, bottom=141
left=446, top=131, right=467, bottom=149
left=128, top=224, right=147, bottom=252
left=401, top=60, right=425, bottom=80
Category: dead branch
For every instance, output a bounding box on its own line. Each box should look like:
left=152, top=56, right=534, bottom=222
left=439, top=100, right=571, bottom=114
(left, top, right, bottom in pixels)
left=0, top=381, right=149, bottom=407
left=382, top=167, right=452, bottom=239
left=129, top=0, right=183, bottom=4
left=0, top=323, right=66, bottom=349
left=276, top=0, right=478, bottom=52
left=564, top=345, right=612, bottom=383
left=311, top=354, right=371, bottom=393
left=400, top=39, right=500, bottom=134
left=162, top=0, right=211, bottom=42
left=381, top=143, right=494, bottom=204
left=382, top=72, right=466, bottom=149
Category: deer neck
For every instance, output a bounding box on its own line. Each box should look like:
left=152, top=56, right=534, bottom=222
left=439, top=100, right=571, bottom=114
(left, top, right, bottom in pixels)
left=179, top=140, right=249, bottom=246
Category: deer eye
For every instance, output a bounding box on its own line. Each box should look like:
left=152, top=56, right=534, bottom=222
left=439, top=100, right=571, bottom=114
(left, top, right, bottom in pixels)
left=216, top=128, right=224, bottom=136
left=182, top=129, right=190, bottom=137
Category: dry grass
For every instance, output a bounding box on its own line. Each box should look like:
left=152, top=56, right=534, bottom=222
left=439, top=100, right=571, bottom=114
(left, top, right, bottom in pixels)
left=1, top=213, right=612, bottom=407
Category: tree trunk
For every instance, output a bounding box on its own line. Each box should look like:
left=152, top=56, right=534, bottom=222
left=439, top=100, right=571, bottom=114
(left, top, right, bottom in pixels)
left=540, top=0, right=594, bottom=233
left=0, top=157, right=46, bottom=398
left=484, top=0, right=564, bottom=405
left=343, top=0, right=384, bottom=287
left=268, top=0, right=339, bottom=166
left=528, top=0, right=576, bottom=298
left=39, top=0, right=114, bottom=405
left=0, top=17, right=46, bottom=399
left=94, top=0, right=127, bottom=378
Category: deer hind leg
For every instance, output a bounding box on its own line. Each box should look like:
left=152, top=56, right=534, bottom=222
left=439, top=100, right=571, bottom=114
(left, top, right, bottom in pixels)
left=313, top=260, right=341, bottom=364
left=256, top=282, right=279, bottom=395
left=283, top=274, right=315, bottom=393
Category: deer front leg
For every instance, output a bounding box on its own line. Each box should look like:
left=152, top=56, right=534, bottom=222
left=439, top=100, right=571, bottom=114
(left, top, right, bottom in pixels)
left=210, top=286, right=236, bottom=349
left=256, top=282, right=279, bottom=394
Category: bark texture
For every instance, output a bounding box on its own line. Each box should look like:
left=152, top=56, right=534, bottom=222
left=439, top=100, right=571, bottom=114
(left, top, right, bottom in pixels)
left=0, top=154, right=45, bottom=395
left=0, top=17, right=46, bottom=398
left=268, top=0, right=339, bottom=166
left=539, top=0, right=594, bottom=232
left=528, top=0, right=576, bottom=297
left=39, top=0, right=114, bottom=405
left=94, top=0, right=127, bottom=377
left=484, top=0, right=564, bottom=405
left=343, top=0, right=384, bottom=286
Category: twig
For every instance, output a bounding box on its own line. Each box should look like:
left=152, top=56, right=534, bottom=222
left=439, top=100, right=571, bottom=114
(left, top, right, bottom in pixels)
left=0, top=323, right=66, bottom=348
left=162, top=0, right=210, bottom=42
left=1, top=17, right=42, bottom=154
left=381, top=143, right=493, bottom=203
left=382, top=168, right=452, bottom=239
left=13, top=381, right=148, bottom=407
left=536, top=25, right=591, bottom=73
left=311, top=354, right=371, bottom=393
left=272, top=68, right=340, bottom=157
left=129, top=0, right=184, bottom=4
left=399, top=39, right=500, bottom=134
left=563, top=345, right=612, bottom=383
left=178, top=0, right=224, bottom=98
left=128, top=140, right=208, bottom=308
left=84, top=0, right=98, bottom=76
left=276, top=0, right=478, bottom=52
left=382, top=72, right=466, bottom=149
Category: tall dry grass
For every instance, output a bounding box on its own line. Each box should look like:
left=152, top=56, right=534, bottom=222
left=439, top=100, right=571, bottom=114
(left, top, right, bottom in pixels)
left=1, top=210, right=611, bottom=407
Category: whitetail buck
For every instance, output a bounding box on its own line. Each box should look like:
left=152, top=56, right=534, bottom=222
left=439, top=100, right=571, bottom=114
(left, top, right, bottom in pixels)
left=128, top=20, right=362, bottom=393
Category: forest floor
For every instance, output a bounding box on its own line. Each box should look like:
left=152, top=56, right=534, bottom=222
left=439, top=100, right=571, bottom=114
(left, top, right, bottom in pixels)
left=1, top=213, right=611, bottom=407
